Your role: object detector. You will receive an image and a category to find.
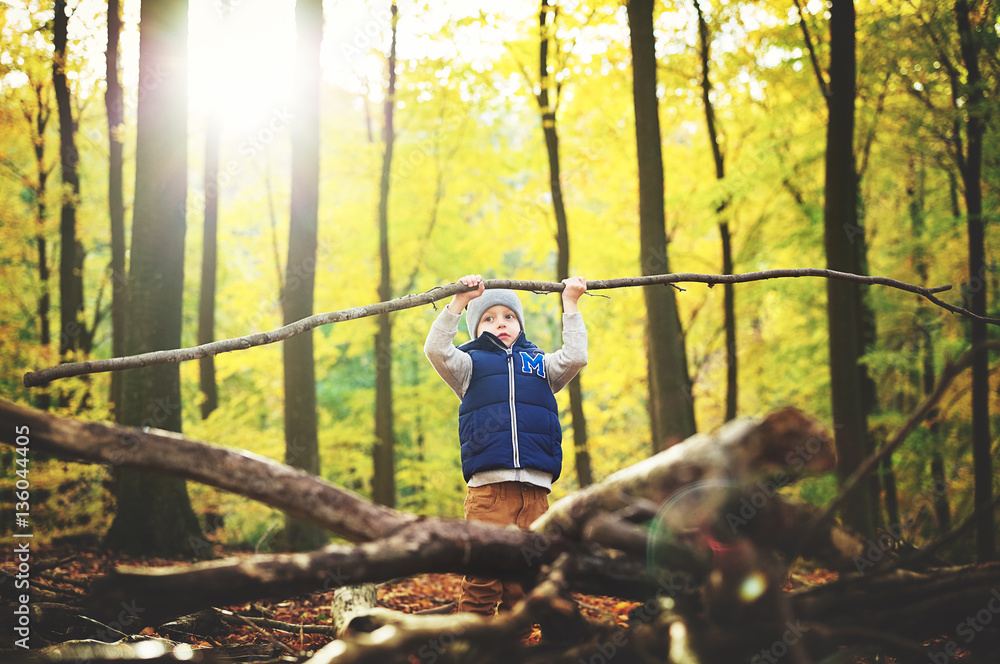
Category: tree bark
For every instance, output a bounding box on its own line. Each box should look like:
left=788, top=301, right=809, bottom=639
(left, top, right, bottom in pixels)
left=53, top=0, right=87, bottom=368
left=332, top=585, right=377, bottom=637
left=537, top=0, right=592, bottom=487
left=822, top=0, right=876, bottom=538
left=953, top=0, right=994, bottom=563
left=373, top=1, right=398, bottom=508
left=694, top=0, right=737, bottom=422
left=281, top=0, right=326, bottom=550
left=626, top=0, right=697, bottom=452
left=106, top=0, right=126, bottom=422
left=198, top=113, right=220, bottom=420
left=103, top=0, right=203, bottom=556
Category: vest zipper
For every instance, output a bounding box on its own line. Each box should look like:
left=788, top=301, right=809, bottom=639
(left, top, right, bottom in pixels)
left=486, top=335, right=521, bottom=470
left=506, top=346, right=520, bottom=468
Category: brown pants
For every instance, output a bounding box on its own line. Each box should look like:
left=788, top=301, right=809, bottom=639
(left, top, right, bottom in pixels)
left=458, top=481, right=549, bottom=616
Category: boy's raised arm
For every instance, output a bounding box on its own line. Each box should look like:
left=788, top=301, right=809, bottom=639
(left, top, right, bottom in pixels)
left=424, top=275, right=481, bottom=399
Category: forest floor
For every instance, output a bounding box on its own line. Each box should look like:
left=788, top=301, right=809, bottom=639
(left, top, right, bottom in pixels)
left=22, top=545, right=948, bottom=662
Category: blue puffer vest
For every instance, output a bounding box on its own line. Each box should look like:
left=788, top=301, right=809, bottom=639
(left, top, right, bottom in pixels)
left=457, top=331, right=562, bottom=483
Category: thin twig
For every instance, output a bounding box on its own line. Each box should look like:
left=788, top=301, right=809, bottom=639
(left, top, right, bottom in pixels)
left=414, top=600, right=456, bottom=615
left=32, top=576, right=87, bottom=598
left=22, top=269, right=994, bottom=387
left=214, top=609, right=338, bottom=635
left=34, top=554, right=78, bottom=574
left=792, top=0, right=829, bottom=99
left=216, top=608, right=299, bottom=656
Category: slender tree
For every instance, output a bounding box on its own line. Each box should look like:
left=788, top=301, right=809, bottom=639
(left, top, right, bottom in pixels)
left=536, top=0, right=592, bottom=486
left=198, top=112, right=220, bottom=420
left=104, top=0, right=204, bottom=556
left=821, top=0, right=875, bottom=537
left=106, top=0, right=126, bottom=421
left=281, top=0, right=327, bottom=549
left=373, top=1, right=399, bottom=507
left=53, top=0, right=87, bottom=367
left=908, top=154, right=951, bottom=534
left=626, top=0, right=696, bottom=452
left=693, top=0, right=737, bottom=422
left=953, top=0, right=993, bottom=562
left=21, top=80, right=54, bottom=411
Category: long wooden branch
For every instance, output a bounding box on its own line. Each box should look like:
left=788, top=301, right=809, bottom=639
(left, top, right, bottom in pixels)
left=0, top=399, right=416, bottom=543
left=22, top=269, right=993, bottom=387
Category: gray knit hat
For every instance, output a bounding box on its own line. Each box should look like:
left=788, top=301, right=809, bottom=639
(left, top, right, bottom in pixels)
left=466, top=289, right=524, bottom=339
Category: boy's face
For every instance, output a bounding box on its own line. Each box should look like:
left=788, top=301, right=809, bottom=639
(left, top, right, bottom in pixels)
left=476, top=305, right=521, bottom=347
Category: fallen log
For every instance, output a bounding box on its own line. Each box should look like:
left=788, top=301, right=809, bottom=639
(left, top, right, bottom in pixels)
left=533, top=407, right=836, bottom=542
left=9, top=401, right=997, bottom=663
left=82, top=517, right=570, bottom=626
left=3, top=403, right=865, bottom=629
left=0, top=399, right=415, bottom=543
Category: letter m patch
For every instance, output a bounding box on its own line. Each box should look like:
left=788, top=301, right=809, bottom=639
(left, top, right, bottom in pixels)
left=520, top=352, right=545, bottom=378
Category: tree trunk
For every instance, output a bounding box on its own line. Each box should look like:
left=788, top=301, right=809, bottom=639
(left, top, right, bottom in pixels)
left=720, top=223, right=736, bottom=420
left=910, top=153, right=952, bottom=536
left=373, top=0, right=398, bottom=508
left=626, top=0, right=696, bottom=452
left=694, top=0, right=737, bottom=423
left=925, top=329, right=952, bottom=534
left=538, top=0, right=592, bottom=487
left=282, top=0, right=327, bottom=550
left=106, top=0, right=126, bottom=422
left=822, top=0, right=875, bottom=538
left=198, top=113, right=220, bottom=420
left=53, top=0, right=87, bottom=369
left=953, top=0, right=993, bottom=562
left=103, top=0, right=203, bottom=556
left=26, top=82, right=53, bottom=411
left=881, top=455, right=900, bottom=528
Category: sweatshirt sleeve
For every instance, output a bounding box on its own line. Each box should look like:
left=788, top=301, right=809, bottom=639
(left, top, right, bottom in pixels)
left=545, top=311, right=588, bottom=394
left=423, top=308, right=473, bottom=399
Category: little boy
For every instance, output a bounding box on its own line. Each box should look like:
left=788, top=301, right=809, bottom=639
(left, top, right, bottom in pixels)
left=424, top=273, right=588, bottom=617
